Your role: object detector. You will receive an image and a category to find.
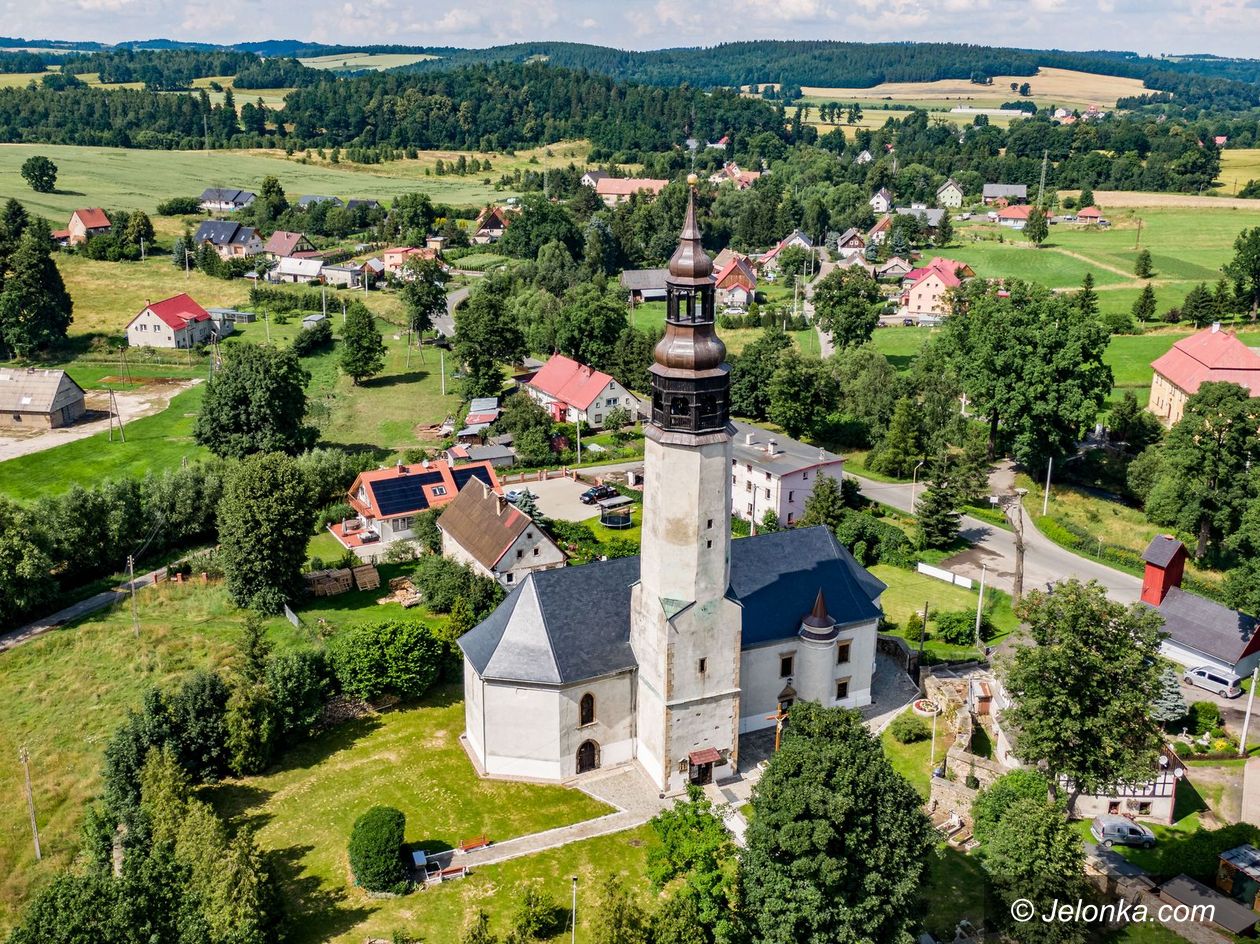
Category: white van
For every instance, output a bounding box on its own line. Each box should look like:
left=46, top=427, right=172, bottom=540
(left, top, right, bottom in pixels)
left=1183, top=666, right=1243, bottom=699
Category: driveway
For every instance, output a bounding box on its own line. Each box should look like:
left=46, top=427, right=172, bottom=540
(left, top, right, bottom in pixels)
left=0, top=380, right=197, bottom=462
left=515, top=477, right=600, bottom=522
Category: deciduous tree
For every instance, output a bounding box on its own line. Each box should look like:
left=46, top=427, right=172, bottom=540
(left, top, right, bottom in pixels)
left=19, top=154, right=56, bottom=193
left=1024, top=206, right=1048, bottom=247
left=811, top=266, right=881, bottom=348
left=339, top=302, right=386, bottom=385
left=194, top=343, right=314, bottom=458
left=1224, top=226, right=1260, bottom=316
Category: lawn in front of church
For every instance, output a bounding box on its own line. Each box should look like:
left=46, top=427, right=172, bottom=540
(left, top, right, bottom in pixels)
left=871, top=564, right=1019, bottom=662
left=208, top=683, right=617, bottom=943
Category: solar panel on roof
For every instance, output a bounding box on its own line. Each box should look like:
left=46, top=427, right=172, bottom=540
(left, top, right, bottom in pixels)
left=451, top=467, right=493, bottom=492
left=370, top=471, right=443, bottom=517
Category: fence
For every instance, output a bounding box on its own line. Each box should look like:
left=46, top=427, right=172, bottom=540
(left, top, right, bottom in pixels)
left=916, top=561, right=973, bottom=590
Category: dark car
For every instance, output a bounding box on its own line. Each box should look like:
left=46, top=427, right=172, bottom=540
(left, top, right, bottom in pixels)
left=580, top=484, right=618, bottom=505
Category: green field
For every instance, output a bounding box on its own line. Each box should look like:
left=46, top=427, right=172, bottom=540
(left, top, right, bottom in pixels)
left=0, top=140, right=590, bottom=218
left=298, top=52, right=440, bottom=71
left=1219, top=148, right=1260, bottom=193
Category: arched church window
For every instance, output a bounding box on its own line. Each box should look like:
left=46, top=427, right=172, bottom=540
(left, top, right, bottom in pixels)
left=579, top=692, right=595, bottom=726
left=670, top=396, right=690, bottom=417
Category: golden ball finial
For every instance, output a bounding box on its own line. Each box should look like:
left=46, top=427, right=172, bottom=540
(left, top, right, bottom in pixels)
left=686, top=172, right=698, bottom=186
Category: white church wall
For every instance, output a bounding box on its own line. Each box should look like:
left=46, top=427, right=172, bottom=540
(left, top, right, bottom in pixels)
left=739, top=640, right=799, bottom=733
left=481, top=681, right=563, bottom=780
left=464, top=660, right=487, bottom=761
left=558, top=672, right=636, bottom=777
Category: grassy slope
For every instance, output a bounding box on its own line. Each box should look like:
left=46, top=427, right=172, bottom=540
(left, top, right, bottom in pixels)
left=0, top=579, right=616, bottom=940
left=871, top=563, right=1018, bottom=662
left=1218, top=148, right=1260, bottom=193
left=0, top=140, right=590, bottom=218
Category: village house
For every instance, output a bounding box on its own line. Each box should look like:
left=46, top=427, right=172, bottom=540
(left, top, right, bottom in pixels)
left=758, top=229, right=813, bottom=271
left=869, top=187, right=893, bottom=214
left=709, top=162, right=761, bottom=189
left=345, top=198, right=382, bottom=213
left=982, top=183, right=1028, bottom=205
left=867, top=214, right=893, bottom=246
left=877, top=256, right=913, bottom=279
left=522, top=353, right=641, bottom=428
left=731, top=422, right=844, bottom=526
left=833, top=227, right=866, bottom=260
left=1076, top=205, right=1104, bottom=223
left=936, top=179, right=965, bottom=208
left=262, top=231, right=318, bottom=260
left=996, top=204, right=1032, bottom=229
left=714, top=255, right=757, bottom=308
left=1140, top=535, right=1260, bottom=678
left=470, top=205, right=512, bottom=244
left=1149, top=324, right=1260, bottom=425
left=459, top=197, right=884, bottom=788
left=322, top=262, right=367, bottom=288
left=270, top=257, right=324, bottom=284
left=296, top=195, right=343, bottom=209
left=900, top=257, right=971, bottom=320
left=438, top=481, right=566, bottom=588
left=595, top=177, right=669, bottom=206
left=329, top=459, right=500, bottom=555
left=0, top=367, right=86, bottom=429
left=126, top=293, right=216, bottom=349
left=580, top=170, right=609, bottom=188
left=54, top=208, right=111, bottom=247
left=382, top=246, right=441, bottom=278
left=445, top=442, right=516, bottom=469
left=895, top=205, right=947, bottom=234
left=198, top=188, right=256, bottom=212
left=620, top=268, right=669, bottom=305
left=193, top=220, right=262, bottom=260
left=854, top=149, right=874, bottom=165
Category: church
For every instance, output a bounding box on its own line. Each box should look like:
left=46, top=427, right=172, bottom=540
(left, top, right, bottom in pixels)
left=458, top=185, right=886, bottom=794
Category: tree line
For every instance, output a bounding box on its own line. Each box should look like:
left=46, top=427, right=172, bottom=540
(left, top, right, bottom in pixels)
left=58, top=47, right=260, bottom=90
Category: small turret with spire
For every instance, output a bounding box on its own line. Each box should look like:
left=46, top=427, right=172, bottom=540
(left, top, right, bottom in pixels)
left=648, top=177, right=730, bottom=439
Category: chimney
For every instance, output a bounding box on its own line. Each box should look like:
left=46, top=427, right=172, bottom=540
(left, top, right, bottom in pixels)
left=768, top=438, right=779, bottom=456
left=396, top=460, right=406, bottom=474
left=745, top=431, right=755, bottom=446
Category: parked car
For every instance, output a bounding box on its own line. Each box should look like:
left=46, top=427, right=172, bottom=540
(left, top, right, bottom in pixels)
left=902, top=317, right=916, bottom=326
left=504, top=489, right=535, bottom=504
left=580, top=484, right=618, bottom=505
left=1183, top=666, right=1243, bottom=698
left=1090, top=815, right=1155, bottom=849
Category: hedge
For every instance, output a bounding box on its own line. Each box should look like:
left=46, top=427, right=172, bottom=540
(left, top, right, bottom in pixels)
left=348, top=806, right=409, bottom=893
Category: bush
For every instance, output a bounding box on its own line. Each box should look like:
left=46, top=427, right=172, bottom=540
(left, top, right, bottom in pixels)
left=903, top=611, right=928, bottom=642
left=890, top=712, right=930, bottom=744
left=156, top=196, right=203, bottom=215
left=1190, top=701, right=1221, bottom=735
left=971, top=769, right=1053, bottom=845
left=1173, top=740, right=1194, bottom=757
left=412, top=554, right=504, bottom=618
left=329, top=620, right=443, bottom=702
left=291, top=318, right=334, bottom=357
left=348, top=806, right=409, bottom=893
left=267, top=649, right=331, bottom=742
left=933, top=609, right=994, bottom=645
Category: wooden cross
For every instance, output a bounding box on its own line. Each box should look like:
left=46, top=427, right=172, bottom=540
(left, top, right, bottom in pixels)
left=765, top=707, right=790, bottom=753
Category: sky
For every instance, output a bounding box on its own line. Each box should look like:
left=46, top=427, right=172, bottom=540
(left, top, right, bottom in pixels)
left=18, top=0, right=1260, bottom=59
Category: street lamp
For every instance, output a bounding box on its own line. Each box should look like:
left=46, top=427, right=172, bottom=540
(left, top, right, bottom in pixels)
left=911, top=459, right=926, bottom=509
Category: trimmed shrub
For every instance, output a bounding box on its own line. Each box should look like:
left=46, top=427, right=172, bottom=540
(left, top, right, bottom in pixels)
left=328, top=620, right=442, bottom=702
left=348, top=805, right=409, bottom=893
left=903, top=611, right=928, bottom=642
left=890, top=712, right=930, bottom=744
left=1190, top=701, right=1221, bottom=735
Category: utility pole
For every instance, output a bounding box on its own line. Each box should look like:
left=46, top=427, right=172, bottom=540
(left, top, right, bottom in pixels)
left=1042, top=456, right=1053, bottom=517
left=440, top=350, right=446, bottom=396
left=569, top=876, right=578, bottom=944
left=974, top=563, right=987, bottom=652
left=1242, top=665, right=1260, bottom=758
left=19, top=747, right=40, bottom=861
left=203, top=113, right=209, bottom=153
left=1011, top=489, right=1027, bottom=605
left=127, top=555, right=139, bottom=637
left=1037, top=149, right=1048, bottom=207
left=108, top=390, right=126, bottom=443
left=140, top=237, right=146, bottom=261
left=1135, top=217, right=1143, bottom=249
left=917, top=599, right=929, bottom=664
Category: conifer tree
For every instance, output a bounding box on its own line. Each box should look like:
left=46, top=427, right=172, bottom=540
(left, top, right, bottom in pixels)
left=0, top=220, right=73, bottom=357
left=1150, top=666, right=1188, bottom=726
left=869, top=397, right=920, bottom=478
left=339, top=303, right=386, bottom=385
left=1134, top=248, right=1153, bottom=278
left=1132, top=283, right=1157, bottom=323
left=915, top=479, right=961, bottom=548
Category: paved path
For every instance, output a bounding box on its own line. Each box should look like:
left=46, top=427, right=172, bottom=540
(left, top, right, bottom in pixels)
left=1, top=566, right=164, bottom=653
left=1241, top=758, right=1260, bottom=827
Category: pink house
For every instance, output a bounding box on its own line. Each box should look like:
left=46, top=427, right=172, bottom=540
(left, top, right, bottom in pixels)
left=900, top=257, right=972, bottom=320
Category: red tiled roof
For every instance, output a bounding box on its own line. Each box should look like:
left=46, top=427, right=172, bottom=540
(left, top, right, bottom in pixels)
left=1077, top=206, right=1102, bottom=218
left=72, top=208, right=110, bottom=229
left=140, top=293, right=211, bottom=330
left=263, top=231, right=308, bottom=256
left=998, top=205, right=1032, bottom=219
left=1152, top=327, right=1260, bottom=397
left=715, top=256, right=757, bottom=288
left=526, top=354, right=617, bottom=412
left=347, top=460, right=500, bottom=520
left=595, top=178, right=669, bottom=197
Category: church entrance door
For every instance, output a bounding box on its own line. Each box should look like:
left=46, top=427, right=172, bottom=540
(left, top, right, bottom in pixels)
left=576, top=740, right=600, bottom=774
left=689, top=762, right=713, bottom=786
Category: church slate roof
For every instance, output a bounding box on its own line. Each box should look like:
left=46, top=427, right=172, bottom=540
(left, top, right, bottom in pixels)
left=459, top=526, right=885, bottom=686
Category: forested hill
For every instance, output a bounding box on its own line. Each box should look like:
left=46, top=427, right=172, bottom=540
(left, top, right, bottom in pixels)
left=0, top=61, right=786, bottom=153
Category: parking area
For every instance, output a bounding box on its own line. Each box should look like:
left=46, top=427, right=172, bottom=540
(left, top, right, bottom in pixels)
left=513, top=476, right=600, bottom=522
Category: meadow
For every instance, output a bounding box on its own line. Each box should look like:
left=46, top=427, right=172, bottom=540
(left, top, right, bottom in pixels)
left=1218, top=148, right=1260, bottom=194
left=0, top=139, right=590, bottom=217
left=801, top=67, right=1145, bottom=111
left=297, top=51, right=439, bottom=71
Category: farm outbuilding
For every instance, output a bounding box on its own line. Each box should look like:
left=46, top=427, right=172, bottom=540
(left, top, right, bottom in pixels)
left=0, top=368, right=86, bottom=429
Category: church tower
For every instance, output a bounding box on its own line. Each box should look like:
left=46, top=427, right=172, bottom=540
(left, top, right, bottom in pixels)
left=630, top=182, right=743, bottom=793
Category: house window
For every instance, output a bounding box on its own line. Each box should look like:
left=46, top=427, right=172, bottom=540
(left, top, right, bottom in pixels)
left=745, top=481, right=752, bottom=492
left=707, top=519, right=713, bottom=529
left=517, top=549, right=524, bottom=559
left=836, top=679, right=850, bottom=700
left=746, top=504, right=753, bottom=515
left=779, top=654, right=794, bottom=678
left=837, top=641, right=851, bottom=665
left=506, top=572, right=514, bottom=583
left=706, top=540, right=712, bottom=549
left=802, top=471, right=808, bottom=480
left=594, top=415, right=602, bottom=425
left=396, top=516, right=414, bottom=531
left=432, top=486, right=447, bottom=497
left=533, top=547, right=539, bottom=556
left=764, top=488, right=770, bottom=499
left=788, top=491, right=794, bottom=503
left=787, top=513, right=794, bottom=524
left=579, top=693, right=596, bottom=726
left=765, top=471, right=771, bottom=481
left=698, top=657, right=707, bottom=674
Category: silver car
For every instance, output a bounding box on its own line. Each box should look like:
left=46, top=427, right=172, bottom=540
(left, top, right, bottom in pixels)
left=1091, top=815, right=1155, bottom=849
left=1183, top=666, right=1243, bottom=699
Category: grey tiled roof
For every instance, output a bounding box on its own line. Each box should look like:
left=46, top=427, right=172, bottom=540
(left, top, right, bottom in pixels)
left=459, top=526, right=885, bottom=685
left=1146, top=587, right=1259, bottom=663
left=731, top=422, right=841, bottom=478
left=1142, top=534, right=1183, bottom=569
left=895, top=206, right=946, bottom=227
left=194, top=220, right=256, bottom=246
left=983, top=183, right=1028, bottom=199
